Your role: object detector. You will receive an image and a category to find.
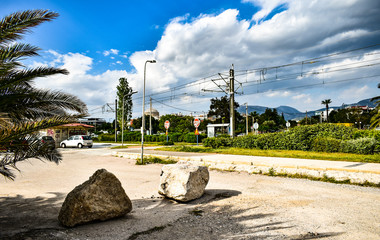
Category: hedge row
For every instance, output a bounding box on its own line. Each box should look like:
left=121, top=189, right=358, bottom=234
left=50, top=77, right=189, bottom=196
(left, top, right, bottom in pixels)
left=97, top=132, right=207, bottom=143
left=204, top=124, right=380, bottom=155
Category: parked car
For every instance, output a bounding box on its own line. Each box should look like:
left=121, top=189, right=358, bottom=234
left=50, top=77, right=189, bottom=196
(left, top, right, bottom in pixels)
left=60, top=135, right=93, bottom=148
left=39, top=136, right=56, bottom=149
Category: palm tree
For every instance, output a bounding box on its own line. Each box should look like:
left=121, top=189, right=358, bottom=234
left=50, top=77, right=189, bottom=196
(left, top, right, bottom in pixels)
left=370, top=83, right=380, bottom=128
left=0, top=10, right=88, bottom=179
left=321, top=99, right=332, bottom=122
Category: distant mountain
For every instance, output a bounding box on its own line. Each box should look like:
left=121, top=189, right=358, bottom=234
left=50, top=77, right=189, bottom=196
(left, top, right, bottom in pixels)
left=237, top=105, right=304, bottom=121
left=237, top=98, right=377, bottom=121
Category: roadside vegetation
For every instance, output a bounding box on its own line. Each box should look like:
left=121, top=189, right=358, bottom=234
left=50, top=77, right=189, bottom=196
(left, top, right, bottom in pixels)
left=135, top=156, right=177, bottom=165
left=204, top=124, right=380, bottom=155
left=158, top=146, right=380, bottom=163
left=154, top=123, right=380, bottom=163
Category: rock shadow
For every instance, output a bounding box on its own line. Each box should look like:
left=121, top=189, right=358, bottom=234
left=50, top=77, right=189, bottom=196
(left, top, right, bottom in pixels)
left=0, top=192, right=66, bottom=239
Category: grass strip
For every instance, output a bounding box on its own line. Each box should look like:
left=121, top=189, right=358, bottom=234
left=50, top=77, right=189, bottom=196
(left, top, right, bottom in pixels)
left=157, top=146, right=380, bottom=163
left=259, top=168, right=380, bottom=188
left=135, top=156, right=177, bottom=165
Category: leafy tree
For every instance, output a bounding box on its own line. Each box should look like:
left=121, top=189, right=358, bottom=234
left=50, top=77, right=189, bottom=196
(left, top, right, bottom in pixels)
left=158, top=114, right=195, bottom=133
left=258, top=120, right=277, bottom=132
left=0, top=10, right=87, bottom=179
left=116, top=77, right=134, bottom=130
left=321, top=99, right=332, bottom=122
left=329, top=108, right=350, bottom=123
left=131, top=116, right=159, bottom=134
left=208, top=96, right=240, bottom=123
left=299, top=116, right=319, bottom=125
left=258, top=108, right=285, bottom=131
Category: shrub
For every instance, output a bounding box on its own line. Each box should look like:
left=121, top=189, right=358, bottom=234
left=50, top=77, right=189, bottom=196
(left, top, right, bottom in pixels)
left=203, top=137, right=215, bottom=148
left=99, top=134, right=115, bottom=141
left=311, top=137, right=342, bottom=153
left=184, top=132, right=197, bottom=143
left=353, top=130, right=380, bottom=142
left=203, top=137, right=232, bottom=148
left=340, top=137, right=378, bottom=155
left=232, top=135, right=258, bottom=149
left=162, top=140, right=174, bottom=145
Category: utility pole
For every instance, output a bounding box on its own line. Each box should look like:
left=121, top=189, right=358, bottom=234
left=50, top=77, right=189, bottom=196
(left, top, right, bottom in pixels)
left=149, top=97, right=152, bottom=135
left=115, top=99, right=117, bottom=142
left=245, top=103, right=248, bottom=135
left=229, top=65, right=235, bottom=138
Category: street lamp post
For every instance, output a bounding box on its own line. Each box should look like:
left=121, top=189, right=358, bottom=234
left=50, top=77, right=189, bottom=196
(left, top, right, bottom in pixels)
left=141, top=60, right=156, bottom=164
left=122, top=91, right=138, bottom=147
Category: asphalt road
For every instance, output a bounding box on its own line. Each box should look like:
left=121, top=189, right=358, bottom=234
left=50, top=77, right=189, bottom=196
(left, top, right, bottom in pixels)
left=1, top=145, right=379, bottom=239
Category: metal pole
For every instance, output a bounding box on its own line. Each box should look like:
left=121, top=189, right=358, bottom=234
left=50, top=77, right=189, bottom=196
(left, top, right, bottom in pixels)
left=149, top=97, right=152, bottom=135
left=229, top=65, right=235, bottom=138
left=141, top=60, right=156, bottom=164
left=245, top=103, right=248, bottom=135
left=115, top=99, right=117, bottom=142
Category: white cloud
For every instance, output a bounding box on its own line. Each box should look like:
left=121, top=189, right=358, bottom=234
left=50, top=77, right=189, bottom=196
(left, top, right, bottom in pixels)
left=103, top=49, right=119, bottom=56
left=33, top=0, right=380, bottom=117
left=264, top=90, right=291, bottom=98
left=32, top=52, right=127, bottom=107
left=292, top=93, right=308, bottom=100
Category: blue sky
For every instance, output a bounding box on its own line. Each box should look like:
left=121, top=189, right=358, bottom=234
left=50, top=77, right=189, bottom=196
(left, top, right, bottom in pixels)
left=2, top=0, right=260, bottom=73
left=2, top=0, right=380, bottom=120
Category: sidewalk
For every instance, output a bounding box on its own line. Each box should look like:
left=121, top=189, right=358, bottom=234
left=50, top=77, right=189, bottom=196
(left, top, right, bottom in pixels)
left=115, top=147, right=380, bottom=185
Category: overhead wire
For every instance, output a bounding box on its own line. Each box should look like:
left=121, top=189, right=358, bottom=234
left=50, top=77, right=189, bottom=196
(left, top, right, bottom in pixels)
left=92, top=44, right=380, bottom=117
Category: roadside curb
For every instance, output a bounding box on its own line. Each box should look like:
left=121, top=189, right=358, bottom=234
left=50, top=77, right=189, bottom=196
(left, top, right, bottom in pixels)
left=114, top=151, right=380, bottom=186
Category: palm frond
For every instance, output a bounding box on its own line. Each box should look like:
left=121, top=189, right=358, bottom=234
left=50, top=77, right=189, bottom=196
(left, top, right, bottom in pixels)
left=370, top=110, right=380, bottom=128
left=0, top=43, right=40, bottom=63
left=0, top=88, right=87, bottom=120
left=0, top=67, right=69, bottom=90
left=0, top=10, right=58, bottom=43
left=0, top=135, right=62, bottom=180
left=0, top=116, right=78, bottom=143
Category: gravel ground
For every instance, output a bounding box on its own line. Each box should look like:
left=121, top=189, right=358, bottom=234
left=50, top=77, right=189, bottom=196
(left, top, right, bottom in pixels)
left=0, top=147, right=379, bottom=240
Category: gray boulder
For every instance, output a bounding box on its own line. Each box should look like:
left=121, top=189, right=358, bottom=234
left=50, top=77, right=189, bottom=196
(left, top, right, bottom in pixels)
left=158, top=162, right=209, bottom=202
left=58, top=169, right=132, bottom=227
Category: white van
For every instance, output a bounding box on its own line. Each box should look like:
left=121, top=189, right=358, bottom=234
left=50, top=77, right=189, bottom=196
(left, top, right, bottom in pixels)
left=60, top=135, right=93, bottom=148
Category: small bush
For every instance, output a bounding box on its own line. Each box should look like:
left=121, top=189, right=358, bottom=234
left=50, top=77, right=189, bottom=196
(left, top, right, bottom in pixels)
left=203, top=137, right=215, bottom=148
left=311, top=137, right=342, bottom=153
left=340, top=137, right=379, bottom=155
left=99, top=134, right=115, bottom=141
left=232, top=135, right=258, bottom=149
left=162, top=140, right=174, bottom=145
left=203, top=137, right=232, bottom=148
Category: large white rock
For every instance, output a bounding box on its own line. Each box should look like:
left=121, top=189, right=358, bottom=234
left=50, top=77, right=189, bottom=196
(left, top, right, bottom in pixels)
left=58, top=169, right=132, bottom=227
left=158, top=163, right=209, bottom=202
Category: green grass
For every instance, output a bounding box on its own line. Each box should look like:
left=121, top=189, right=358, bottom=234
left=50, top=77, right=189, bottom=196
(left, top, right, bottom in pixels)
left=157, top=146, right=380, bottom=163
left=135, top=156, right=177, bottom=165
left=259, top=168, right=380, bottom=188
